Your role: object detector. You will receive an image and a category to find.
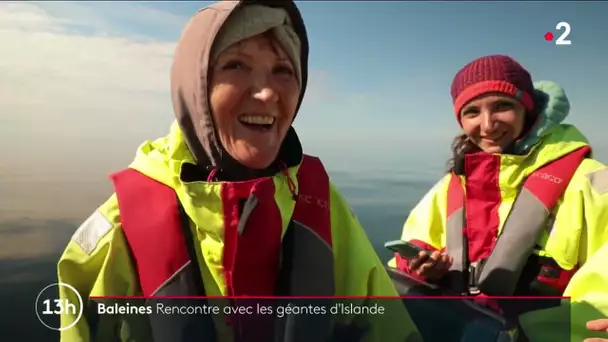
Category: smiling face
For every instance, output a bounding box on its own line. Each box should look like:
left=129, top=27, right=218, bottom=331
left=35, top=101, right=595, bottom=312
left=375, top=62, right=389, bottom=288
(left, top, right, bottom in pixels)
left=209, top=33, right=300, bottom=170
left=459, top=94, right=526, bottom=154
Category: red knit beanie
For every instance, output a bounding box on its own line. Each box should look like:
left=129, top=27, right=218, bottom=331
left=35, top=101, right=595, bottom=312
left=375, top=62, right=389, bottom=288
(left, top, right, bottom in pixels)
left=451, top=55, right=535, bottom=124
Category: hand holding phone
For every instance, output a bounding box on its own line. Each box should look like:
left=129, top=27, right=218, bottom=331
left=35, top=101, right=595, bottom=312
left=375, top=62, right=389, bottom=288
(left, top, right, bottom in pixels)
left=385, top=239, right=453, bottom=281
left=384, top=240, right=426, bottom=259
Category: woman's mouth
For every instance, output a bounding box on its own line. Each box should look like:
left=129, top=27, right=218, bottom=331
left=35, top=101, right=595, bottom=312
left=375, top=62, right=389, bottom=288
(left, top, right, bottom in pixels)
left=481, top=132, right=505, bottom=144
left=238, top=114, right=276, bottom=131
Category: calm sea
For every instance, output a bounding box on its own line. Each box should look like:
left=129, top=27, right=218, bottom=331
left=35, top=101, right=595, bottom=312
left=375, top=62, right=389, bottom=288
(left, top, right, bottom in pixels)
left=0, top=163, right=441, bottom=340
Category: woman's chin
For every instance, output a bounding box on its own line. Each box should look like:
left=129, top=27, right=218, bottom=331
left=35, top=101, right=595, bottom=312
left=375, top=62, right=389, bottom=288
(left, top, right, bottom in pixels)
left=477, top=138, right=513, bottom=154
left=232, top=148, right=279, bottom=170
left=481, top=147, right=502, bottom=154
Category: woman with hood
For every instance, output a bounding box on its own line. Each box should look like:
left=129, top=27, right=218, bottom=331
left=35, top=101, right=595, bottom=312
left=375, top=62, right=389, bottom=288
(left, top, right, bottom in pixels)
left=57, top=1, right=420, bottom=342
left=387, top=54, right=608, bottom=341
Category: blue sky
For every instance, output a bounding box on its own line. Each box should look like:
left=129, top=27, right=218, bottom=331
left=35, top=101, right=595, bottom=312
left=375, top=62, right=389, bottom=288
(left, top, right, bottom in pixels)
left=2, top=1, right=608, bottom=194
left=31, top=2, right=608, bottom=159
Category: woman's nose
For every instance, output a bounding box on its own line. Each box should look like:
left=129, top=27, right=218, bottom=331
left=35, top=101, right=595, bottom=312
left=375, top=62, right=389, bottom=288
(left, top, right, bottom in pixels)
left=252, top=87, right=279, bottom=103
left=251, top=74, right=279, bottom=103
left=480, top=111, right=496, bottom=133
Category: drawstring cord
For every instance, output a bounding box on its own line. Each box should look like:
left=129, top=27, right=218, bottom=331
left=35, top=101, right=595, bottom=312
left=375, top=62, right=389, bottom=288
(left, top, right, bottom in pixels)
left=206, top=168, right=218, bottom=182
left=206, top=163, right=298, bottom=201
left=279, top=162, right=298, bottom=201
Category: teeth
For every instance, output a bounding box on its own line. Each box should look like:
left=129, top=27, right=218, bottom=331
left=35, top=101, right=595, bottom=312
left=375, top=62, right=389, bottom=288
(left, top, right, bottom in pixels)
left=239, top=115, right=275, bottom=125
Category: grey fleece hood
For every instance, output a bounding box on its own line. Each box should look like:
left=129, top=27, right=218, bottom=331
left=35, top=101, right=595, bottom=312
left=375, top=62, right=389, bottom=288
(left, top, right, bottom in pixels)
left=170, top=0, right=309, bottom=181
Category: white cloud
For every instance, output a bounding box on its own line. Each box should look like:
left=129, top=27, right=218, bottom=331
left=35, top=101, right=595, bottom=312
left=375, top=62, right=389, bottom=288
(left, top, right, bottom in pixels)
left=0, top=3, right=69, bottom=32
left=30, top=1, right=189, bottom=37
left=0, top=3, right=176, bottom=142
left=0, top=3, right=178, bottom=220
left=0, top=4, right=175, bottom=103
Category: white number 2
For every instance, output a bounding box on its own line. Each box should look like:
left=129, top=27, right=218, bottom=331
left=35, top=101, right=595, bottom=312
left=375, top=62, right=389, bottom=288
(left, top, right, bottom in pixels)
left=555, top=22, right=572, bottom=45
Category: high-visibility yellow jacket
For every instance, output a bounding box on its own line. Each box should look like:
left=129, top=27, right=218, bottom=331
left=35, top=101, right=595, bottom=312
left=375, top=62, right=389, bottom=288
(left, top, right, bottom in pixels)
left=521, top=239, right=608, bottom=341
left=388, top=123, right=608, bottom=341
left=58, top=122, right=420, bottom=342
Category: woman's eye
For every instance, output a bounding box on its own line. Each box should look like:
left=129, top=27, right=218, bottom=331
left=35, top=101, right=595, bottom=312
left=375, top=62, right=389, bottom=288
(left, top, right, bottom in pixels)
left=461, top=108, right=479, bottom=117
left=274, top=65, right=294, bottom=75
left=223, top=61, right=246, bottom=71
left=494, top=101, right=514, bottom=111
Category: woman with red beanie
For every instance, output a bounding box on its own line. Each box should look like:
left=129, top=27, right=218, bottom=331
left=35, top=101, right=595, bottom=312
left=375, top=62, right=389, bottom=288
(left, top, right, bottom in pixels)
left=388, top=55, right=608, bottom=341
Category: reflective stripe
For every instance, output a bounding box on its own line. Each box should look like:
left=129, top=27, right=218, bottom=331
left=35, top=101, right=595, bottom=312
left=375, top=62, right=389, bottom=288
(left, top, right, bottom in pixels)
left=446, top=146, right=590, bottom=296
left=71, top=210, right=113, bottom=255
left=588, top=168, right=608, bottom=195
left=237, top=195, right=259, bottom=235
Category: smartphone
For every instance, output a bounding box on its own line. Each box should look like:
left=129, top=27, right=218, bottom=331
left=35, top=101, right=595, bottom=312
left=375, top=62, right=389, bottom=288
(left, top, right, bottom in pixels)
left=384, top=240, right=426, bottom=259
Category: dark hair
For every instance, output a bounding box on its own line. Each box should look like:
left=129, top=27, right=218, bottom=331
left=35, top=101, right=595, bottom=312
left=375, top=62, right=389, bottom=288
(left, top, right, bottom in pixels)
left=446, top=133, right=480, bottom=175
